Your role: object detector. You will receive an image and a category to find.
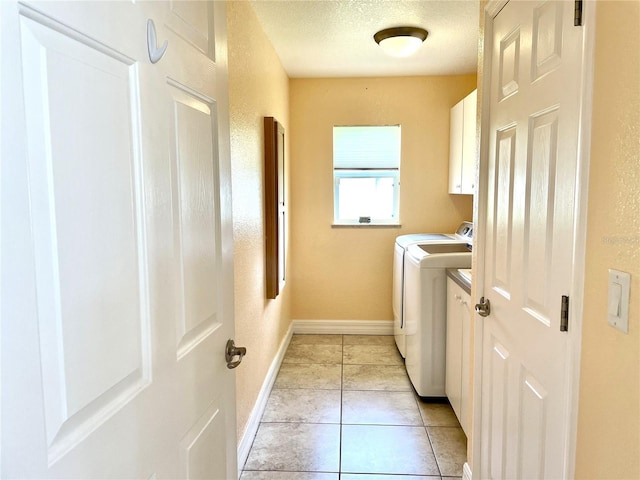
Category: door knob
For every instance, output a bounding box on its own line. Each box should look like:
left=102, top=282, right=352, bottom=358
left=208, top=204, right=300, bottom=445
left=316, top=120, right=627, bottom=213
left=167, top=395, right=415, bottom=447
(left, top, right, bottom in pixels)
left=475, top=297, right=491, bottom=317
left=225, top=339, right=246, bottom=369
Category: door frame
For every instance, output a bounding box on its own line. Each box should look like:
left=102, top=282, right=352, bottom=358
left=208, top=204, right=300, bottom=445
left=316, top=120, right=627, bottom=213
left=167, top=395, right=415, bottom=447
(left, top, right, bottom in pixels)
left=470, top=0, right=597, bottom=477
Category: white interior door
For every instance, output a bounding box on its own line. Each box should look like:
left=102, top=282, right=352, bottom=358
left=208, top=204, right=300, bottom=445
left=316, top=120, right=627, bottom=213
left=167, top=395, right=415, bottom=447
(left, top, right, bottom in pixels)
left=1, top=1, right=238, bottom=478
left=479, top=0, right=584, bottom=478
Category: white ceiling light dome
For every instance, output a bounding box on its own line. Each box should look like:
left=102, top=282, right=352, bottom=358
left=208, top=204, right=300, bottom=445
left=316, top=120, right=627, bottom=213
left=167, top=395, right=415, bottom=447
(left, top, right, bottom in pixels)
left=374, top=26, right=429, bottom=57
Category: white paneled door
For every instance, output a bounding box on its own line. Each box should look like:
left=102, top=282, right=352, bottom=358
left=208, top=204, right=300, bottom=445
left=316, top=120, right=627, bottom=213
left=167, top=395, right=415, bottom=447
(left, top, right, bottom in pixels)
left=1, top=1, right=237, bottom=478
left=480, top=0, right=584, bottom=478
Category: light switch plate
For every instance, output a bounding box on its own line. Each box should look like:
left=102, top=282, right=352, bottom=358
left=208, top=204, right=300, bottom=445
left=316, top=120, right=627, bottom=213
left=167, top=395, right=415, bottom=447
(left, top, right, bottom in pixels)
left=608, top=269, right=631, bottom=333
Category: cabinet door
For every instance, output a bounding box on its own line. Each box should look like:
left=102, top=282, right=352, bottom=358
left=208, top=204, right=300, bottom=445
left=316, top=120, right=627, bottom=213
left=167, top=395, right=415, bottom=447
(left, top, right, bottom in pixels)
left=448, top=100, right=464, bottom=194
left=446, top=278, right=463, bottom=419
left=446, top=277, right=472, bottom=435
left=461, top=89, right=478, bottom=194
left=459, top=287, right=472, bottom=435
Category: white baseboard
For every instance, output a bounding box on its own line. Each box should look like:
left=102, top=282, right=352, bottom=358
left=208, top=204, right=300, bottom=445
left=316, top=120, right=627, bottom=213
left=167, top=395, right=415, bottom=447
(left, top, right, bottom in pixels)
left=292, top=319, right=394, bottom=335
left=463, top=461, right=473, bottom=480
left=236, top=324, right=293, bottom=473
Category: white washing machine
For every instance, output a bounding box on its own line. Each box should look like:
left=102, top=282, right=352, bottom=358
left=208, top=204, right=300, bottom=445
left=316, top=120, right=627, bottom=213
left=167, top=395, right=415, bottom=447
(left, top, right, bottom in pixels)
left=392, top=222, right=472, bottom=357
left=404, top=242, right=472, bottom=397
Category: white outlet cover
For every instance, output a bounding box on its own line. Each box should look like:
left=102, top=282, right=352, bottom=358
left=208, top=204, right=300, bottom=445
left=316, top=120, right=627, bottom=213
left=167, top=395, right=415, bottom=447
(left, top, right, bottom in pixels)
left=608, top=269, right=631, bottom=334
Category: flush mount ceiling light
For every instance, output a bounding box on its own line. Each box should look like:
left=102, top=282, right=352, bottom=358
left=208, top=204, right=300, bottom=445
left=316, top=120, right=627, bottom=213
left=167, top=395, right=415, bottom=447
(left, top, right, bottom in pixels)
left=374, top=26, right=429, bottom=57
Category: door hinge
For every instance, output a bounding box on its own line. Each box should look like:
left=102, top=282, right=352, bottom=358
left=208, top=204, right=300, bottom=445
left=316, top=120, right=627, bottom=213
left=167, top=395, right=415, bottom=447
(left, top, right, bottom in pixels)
left=560, top=295, right=569, bottom=332
left=574, top=0, right=583, bottom=26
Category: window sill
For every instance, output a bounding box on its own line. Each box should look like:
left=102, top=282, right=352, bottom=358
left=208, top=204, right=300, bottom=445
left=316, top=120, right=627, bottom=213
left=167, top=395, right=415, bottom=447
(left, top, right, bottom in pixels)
left=332, top=223, right=402, bottom=229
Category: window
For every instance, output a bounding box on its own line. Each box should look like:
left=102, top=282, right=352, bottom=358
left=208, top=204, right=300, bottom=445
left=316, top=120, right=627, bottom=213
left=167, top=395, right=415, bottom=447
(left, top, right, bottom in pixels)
left=333, top=125, right=400, bottom=225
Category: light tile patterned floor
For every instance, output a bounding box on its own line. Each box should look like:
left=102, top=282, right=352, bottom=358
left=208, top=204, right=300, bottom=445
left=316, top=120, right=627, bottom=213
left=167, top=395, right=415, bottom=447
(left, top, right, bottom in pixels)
left=242, top=335, right=467, bottom=480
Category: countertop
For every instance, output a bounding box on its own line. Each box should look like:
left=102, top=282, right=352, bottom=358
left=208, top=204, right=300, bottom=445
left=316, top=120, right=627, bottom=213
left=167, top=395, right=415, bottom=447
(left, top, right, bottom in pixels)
left=447, top=268, right=472, bottom=295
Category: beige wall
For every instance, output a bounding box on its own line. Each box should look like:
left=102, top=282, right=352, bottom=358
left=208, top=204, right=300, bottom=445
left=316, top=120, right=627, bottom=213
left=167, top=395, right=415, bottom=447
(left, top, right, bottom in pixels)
left=227, top=0, right=291, bottom=442
left=575, top=1, right=640, bottom=477
left=289, top=77, right=475, bottom=321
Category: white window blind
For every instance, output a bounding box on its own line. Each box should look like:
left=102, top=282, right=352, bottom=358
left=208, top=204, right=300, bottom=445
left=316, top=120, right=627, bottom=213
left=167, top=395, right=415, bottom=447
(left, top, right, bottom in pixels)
left=333, top=125, right=401, bottom=169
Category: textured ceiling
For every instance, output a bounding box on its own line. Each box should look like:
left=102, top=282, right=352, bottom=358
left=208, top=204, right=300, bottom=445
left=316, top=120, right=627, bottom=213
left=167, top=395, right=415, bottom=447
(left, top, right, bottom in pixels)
left=249, top=0, right=480, bottom=78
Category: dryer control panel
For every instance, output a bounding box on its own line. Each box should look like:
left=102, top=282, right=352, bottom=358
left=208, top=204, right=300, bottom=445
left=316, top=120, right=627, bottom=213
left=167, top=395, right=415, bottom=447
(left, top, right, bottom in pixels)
left=455, top=221, right=473, bottom=246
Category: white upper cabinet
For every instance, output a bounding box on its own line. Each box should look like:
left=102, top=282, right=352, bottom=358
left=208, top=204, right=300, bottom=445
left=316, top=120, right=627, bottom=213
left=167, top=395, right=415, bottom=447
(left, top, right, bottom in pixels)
left=448, top=89, right=477, bottom=195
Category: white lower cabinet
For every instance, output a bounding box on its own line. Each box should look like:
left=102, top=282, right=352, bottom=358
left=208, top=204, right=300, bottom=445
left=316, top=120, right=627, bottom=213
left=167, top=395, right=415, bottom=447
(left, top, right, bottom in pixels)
left=446, top=276, right=471, bottom=435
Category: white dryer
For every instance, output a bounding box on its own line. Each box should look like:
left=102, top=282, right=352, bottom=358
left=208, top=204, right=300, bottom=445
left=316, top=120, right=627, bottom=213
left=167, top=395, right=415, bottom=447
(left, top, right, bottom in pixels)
left=404, top=242, right=472, bottom=397
left=392, top=222, right=472, bottom=357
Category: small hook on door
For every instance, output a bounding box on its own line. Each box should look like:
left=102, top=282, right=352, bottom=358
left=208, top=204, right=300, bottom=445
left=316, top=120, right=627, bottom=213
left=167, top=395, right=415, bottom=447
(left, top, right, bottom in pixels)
left=147, top=19, right=168, bottom=64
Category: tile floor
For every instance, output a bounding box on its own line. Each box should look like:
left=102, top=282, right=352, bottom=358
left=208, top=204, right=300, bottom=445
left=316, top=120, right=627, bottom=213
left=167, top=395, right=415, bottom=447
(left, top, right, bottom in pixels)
left=241, top=334, right=467, bottom=480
